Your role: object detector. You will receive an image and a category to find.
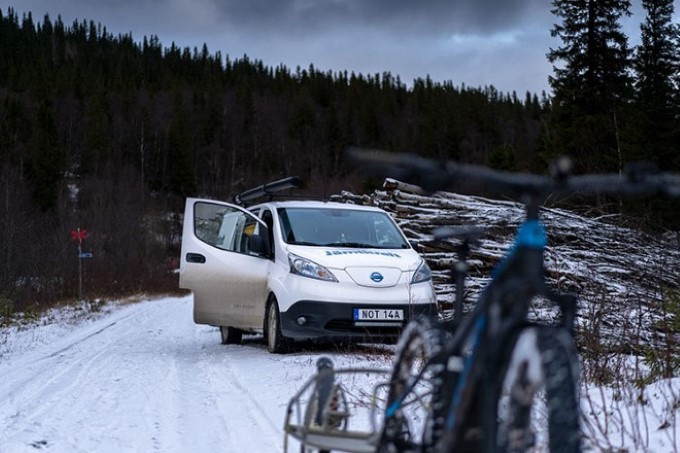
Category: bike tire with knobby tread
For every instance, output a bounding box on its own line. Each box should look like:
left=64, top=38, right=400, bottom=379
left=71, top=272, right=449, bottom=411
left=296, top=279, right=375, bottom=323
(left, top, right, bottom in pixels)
left=495, top=326, right=581, bottom=453
left=380, top=314, right=447, bottom=452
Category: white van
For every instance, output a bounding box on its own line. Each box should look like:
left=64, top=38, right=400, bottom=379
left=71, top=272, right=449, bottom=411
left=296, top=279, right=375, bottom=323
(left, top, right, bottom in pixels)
left=179, top=180, right=438, bottom=353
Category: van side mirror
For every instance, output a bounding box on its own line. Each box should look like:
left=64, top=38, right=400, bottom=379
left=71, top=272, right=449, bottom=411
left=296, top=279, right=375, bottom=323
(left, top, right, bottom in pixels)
left=248, top=233, right=271, bottom=258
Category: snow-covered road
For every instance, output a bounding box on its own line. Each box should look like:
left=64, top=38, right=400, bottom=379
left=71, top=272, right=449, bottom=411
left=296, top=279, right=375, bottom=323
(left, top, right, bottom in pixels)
left=0, top=296, right=392, bottom=453
left=2, top=296, right=678, bottom=452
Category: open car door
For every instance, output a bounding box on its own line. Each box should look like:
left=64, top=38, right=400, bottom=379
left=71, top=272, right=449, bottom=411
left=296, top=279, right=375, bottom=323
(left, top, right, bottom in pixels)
left=180, top=198, right=270, bottom=329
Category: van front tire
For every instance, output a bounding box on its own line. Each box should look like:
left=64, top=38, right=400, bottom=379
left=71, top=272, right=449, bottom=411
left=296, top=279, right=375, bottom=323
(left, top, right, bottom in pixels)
left=266, top=299, right=291, bottom=354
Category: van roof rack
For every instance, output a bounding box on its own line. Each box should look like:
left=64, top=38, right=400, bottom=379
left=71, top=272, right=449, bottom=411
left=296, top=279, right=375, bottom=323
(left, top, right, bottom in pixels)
left=234, top=176, right=303, bottom=205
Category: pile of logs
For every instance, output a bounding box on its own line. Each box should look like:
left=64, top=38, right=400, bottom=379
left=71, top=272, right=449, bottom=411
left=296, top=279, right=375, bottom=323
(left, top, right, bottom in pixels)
left=336, top=179, right=680, bottom=353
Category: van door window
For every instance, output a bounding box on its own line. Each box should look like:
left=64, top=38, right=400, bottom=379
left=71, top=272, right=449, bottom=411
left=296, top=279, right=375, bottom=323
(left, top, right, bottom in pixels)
left=194, top=202, right=261, bottom=255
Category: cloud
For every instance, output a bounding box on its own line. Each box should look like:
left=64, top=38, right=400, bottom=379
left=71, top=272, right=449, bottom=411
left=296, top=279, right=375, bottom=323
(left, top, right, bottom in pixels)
left=199, top=0, right=552, bottom=37
left=20, top=0, right=550, bottom=38
left=25, top=0, right=680, bottom=95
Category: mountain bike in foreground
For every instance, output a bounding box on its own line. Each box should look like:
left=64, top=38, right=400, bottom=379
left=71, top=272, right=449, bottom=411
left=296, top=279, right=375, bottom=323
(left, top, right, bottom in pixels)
left=284, top=150, right=680, bottom=452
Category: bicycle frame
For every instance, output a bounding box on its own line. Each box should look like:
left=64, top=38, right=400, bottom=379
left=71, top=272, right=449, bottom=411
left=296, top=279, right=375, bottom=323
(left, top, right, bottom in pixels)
left=385, top=196, right=577, bottom=451
left=347, top=147, right=680, bottom=452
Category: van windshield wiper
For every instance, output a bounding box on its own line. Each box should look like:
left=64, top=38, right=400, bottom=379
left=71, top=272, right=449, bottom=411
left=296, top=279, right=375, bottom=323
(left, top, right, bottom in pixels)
left=290, top=241, right=408, bottom=249
left=322, top=242, right=376, bottom=248
left=288, top=241, right=319, bottom=246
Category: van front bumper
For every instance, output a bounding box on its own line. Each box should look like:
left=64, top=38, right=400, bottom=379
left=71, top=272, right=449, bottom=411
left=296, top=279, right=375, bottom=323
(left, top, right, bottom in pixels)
left=279, top=300, right=438, bottom=343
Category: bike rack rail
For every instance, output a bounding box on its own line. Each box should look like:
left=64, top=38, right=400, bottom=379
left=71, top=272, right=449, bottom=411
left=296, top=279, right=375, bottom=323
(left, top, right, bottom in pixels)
left=234, top=176, right=303, bottom=205
left=283, top=367, right=391, bottom=453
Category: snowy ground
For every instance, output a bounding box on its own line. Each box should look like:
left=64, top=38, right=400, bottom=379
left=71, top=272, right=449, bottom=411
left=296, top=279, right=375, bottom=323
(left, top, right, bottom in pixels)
left=0, top=296, right=393, bottom=453
left=1, top=296, right=678, bottom=452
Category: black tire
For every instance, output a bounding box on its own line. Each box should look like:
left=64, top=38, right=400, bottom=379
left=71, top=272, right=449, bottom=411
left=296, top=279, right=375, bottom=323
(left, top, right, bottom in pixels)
left=219, top=326, right=242, bottom=345
left=300, top=444, right=324, bottom=453
left=266, top=298, right=290, bottom=354
left=380, top=314, right=446, bottom=452
left=495, top=326, right=581, bottom=453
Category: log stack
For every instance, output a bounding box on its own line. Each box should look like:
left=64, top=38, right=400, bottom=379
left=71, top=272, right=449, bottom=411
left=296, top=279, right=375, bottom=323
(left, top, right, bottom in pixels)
left=335, top=179, right=680, bottom=352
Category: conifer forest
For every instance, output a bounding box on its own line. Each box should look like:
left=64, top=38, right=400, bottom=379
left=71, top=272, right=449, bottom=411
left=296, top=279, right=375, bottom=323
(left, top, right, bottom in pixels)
left=1, top=1, right=679, bottom=311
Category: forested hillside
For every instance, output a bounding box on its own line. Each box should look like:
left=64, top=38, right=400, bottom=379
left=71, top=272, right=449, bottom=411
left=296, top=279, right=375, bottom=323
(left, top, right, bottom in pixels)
left=0, top=3, right=678, bottom=312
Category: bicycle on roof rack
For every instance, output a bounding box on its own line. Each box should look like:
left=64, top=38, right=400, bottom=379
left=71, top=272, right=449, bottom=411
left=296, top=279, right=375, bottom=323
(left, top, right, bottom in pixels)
left=283, top=149, right=680, bottom=453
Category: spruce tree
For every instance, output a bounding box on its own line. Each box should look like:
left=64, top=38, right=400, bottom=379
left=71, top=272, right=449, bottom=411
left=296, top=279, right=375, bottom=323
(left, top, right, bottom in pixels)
left=27, top=100, right=65, bottom=211
left=633, top=0, right=680, bottom=167
left=166, top=92, right=196, bottom=198
left=82, top=93, right=113, bottom=176
left=631, top=0, right=680, bottom=229
left=547, top=0, right=633, bottom=172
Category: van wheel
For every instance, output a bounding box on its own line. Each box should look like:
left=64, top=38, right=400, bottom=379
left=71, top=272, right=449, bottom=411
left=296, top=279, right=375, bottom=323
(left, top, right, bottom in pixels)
left=220, top=326, right=242, bottom=345
left=266, top=299, right=290, bottom=354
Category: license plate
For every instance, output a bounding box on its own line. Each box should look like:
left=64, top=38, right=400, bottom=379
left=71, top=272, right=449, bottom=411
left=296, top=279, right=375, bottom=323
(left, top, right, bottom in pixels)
left=353, top=308, right=404, bottom=321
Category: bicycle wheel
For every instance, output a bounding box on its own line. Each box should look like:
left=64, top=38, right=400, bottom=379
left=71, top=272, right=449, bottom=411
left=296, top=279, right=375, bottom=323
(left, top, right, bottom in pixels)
left=495, top=326, right=581, bottom=453
left=380, top=314, right=446, bottom=452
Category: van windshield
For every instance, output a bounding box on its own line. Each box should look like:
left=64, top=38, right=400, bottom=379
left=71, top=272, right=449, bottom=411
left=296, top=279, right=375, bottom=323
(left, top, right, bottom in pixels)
left=277, top=208, right=410, bottom=249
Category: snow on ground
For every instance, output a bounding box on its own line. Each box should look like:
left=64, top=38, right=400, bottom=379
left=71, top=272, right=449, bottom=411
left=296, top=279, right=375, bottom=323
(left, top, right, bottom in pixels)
left=0, top=296, right=393, bottom=453
left=1, top=296, right=678, bottom=452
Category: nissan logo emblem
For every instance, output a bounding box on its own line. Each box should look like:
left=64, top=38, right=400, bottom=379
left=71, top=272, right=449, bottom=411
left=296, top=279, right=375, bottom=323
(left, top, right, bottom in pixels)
left=370, top=272, right=384, bottom=282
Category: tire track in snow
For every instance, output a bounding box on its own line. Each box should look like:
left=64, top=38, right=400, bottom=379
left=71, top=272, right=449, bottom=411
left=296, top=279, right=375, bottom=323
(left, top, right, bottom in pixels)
left=0, top=298, right=191, bottom=452
left=203, top=347, right=283, bottom=452
left=0, top=313, right=144, bottom=446
left=1, top=296, right=372, bottom=452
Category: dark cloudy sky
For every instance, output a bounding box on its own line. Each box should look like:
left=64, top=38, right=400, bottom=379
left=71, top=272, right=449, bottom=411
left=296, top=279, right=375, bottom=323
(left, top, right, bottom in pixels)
left=7, top=0, right=680, bottom=95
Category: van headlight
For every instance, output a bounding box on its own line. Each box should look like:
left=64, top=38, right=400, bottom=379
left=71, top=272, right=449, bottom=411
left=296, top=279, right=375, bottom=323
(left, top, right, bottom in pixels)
left=411, top=259, right=432, bottom=284
left=289, top=253, right=338, bottom=282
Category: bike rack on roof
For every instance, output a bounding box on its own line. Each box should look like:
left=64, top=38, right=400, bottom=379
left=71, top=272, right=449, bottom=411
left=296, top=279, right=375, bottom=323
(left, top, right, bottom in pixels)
left=234, top=176, right=303, bottom=205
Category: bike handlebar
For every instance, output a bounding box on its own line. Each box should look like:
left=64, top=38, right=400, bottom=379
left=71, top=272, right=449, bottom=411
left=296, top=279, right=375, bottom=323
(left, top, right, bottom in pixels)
left=346, top=148, right=680, bottom=199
